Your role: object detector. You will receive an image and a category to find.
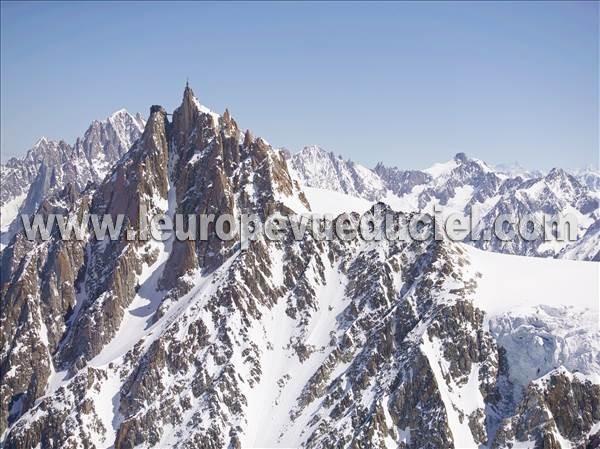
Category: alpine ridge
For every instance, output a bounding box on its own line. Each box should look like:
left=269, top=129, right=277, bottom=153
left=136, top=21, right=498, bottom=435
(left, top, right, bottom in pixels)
left=0, top=110, right=145, bottom=249
left=0, top=86, right=598, bottom=449
left=290, top=147, right=600, bottom=261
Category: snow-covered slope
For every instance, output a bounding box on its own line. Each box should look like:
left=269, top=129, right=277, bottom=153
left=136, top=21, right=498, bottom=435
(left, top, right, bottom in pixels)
left=467, top=243, right=599, bottom=387
left=0, top=193, right=26, bottom=248
left=465, top=245, right=598, bottom=318
left=302, top=186, right=373, bottom=215
left=559, top=219, right=600, bottom=261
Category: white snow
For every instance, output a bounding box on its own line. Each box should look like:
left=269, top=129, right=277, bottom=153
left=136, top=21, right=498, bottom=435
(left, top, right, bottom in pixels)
left=302, top=186, right=373, bottom=215
left=191, top=96, right=220, bottom=128
left=0, top=193, right=26, bottom=230
left=90, top=181, right=177, bottom=367
left=420, top=335, right=483, bottom=449
left=465, top=243, right=600, bottom=405
left=444, top=185, right=474, bottom=215
left=423, top=159, right=458, bottom=178
left=289, top=146, right=386, bottom=200
left=241, top=252, right=352, bottom=448
left=464, top=244, right=599, bottom=320
left=0, top=192, right=27, bottom=250
left=491, top=304, right=600, bottom=396
left=560, top=222, right=600, bottom=261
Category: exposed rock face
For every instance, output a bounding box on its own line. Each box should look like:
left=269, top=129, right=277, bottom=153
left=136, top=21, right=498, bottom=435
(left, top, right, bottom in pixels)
left=1, top=184, right=91, bottom=437
left=1, top=87, right=598, bottom=449
left=492, top=370, right=600, bottom=449
left=1, top=137, right=63, bottom=206
left=374, top=163, right=432, bottom=196
left=164, top=86, right=307, bottom=279
left=58, top=106, right=170, bottom=366
left=1, top=86, right=310, bottom=445
left=286, top=238, right=499, bottom=449
left=0, top=107, right=163, bottom=439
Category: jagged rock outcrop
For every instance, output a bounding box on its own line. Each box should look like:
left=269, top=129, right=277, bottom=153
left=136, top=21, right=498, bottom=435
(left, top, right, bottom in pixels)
left=373, top=163, right=432, bottom=196
left=492, top=370, right=600, bottom=449
left=1, top=184, right=91, bottom=436
left=1, top=85, right=309, bottom=444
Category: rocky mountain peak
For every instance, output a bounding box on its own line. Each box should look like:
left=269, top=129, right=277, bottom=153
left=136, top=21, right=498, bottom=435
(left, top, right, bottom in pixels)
left=0, top=107, right=145, bottom=251
left=543, top=167, right=583, bottom=194
left=171, top=86, right=221, bottom=151
left=373, top=162, right=432, bottom=196
left=454, top=151, right=468, bottom=163
left=75, top=109, right=145, bottom=176
left=545, top=166, right=569, bottom=182
left=34, top=136, right=49, bottom=147
left=243, top=129, right=253, bottom=147
left=181, top=84, right=198, bottom=117
left=109, top=108, right=131, bottom=120
left=149, top=104, right=165, bottom=115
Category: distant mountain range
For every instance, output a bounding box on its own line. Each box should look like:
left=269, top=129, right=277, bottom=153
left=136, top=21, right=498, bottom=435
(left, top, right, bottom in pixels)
left=0, top=110, right=144, bottom=248
left=3, top=112, right=598, bottom=260
left=289, top=147, right=599, bottom=261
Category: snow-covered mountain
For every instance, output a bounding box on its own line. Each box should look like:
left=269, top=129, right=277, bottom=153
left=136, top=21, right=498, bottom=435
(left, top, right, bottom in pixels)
left=559, top=218, right=600, bottom=261
left=575, top=167, right=600, bottom=191
left=471, top=167, right=598, bottom=260
left=494, top=161, right=543, bottom=180
left=289, top=145, right=387, bottom=201
left=0, top=110, right=145, bottom=248
left=1, top=86, right=598, bottom=449
left=291, top=149, right=600, bottom=261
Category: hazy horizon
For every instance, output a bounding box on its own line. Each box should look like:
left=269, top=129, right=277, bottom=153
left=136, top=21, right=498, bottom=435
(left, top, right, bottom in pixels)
left=1, top=1, right=598, bottom=171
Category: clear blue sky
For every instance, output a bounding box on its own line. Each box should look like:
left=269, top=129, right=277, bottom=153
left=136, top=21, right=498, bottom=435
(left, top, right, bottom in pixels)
left=1, top=1, right=598, bottom=171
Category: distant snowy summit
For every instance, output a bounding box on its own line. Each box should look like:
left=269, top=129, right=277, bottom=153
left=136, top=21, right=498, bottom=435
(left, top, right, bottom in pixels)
left=288, top=145, right=387, bottom=201
left=1, top=109, right=144, bottom=206
left=0, top=110, right=144, bottom=248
